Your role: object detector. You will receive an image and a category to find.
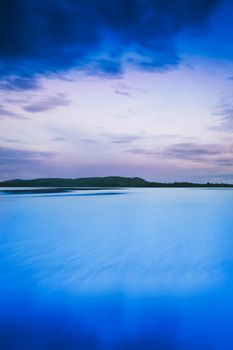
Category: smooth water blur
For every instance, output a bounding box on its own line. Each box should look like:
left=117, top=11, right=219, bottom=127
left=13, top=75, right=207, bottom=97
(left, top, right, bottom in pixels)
left=0, top=188, right=233, bottom=349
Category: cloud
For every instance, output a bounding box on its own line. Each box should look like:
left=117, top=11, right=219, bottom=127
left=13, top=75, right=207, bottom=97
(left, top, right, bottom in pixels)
left=0, top=106, right=23, bottom=118
left=110, top=135, right=142, bottom=144
left=114, top=89, right=132, bottom=98
left=23, top=93, right=71, bottom=113
left=214, top=158, right=233, bottom=167
left=77, top=133, right=143, bottom=145
left=114, top=82, right=132, bottom=97
left=2, top=138, right=21, bottom=144
left=99, top=132, right=144, bottom=144
left=111, top=114, right=130, bottom=119
left=51, top=137, right=67, bottom=142
left=81, top=138, right=100, bottom=144
left=0, top=76, right=39, bottom=91
left=0, top=147, right=53, bottom=164
left=128, top=142, right=233, bottom=165
left=0, top=146, right=55, bottom=180
left=0, top=0, right=220, bottom=87
left=0, top=143, right=232, bottom=181
left=160, top=142, right=222, bottom=160
left=82, top=133, right=201, bottom=147
left=210, top=104, right=233, bottom=132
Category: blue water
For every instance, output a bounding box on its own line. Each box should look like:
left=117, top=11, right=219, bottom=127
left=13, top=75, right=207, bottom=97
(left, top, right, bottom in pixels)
left=0, top=188, right=233, bottom=349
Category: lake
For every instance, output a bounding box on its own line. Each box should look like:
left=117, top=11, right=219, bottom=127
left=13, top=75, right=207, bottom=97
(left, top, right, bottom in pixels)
left=0, top=187, right=233, bottom=349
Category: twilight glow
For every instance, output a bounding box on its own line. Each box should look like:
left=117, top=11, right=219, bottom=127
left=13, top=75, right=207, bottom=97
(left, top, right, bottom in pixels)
left=0, top=0, right=233, bottom=182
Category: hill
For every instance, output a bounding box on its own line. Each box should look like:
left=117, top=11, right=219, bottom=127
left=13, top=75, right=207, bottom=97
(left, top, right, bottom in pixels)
left=0, top=176, right=232, bottom=188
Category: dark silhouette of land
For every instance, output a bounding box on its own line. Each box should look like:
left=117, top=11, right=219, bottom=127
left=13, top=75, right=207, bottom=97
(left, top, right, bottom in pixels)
left=0, top=176, right=232, bottom=188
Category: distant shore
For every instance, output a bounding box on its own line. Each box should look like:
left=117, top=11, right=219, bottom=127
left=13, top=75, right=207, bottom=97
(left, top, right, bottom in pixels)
left=0, top=176, right=232, bottom=188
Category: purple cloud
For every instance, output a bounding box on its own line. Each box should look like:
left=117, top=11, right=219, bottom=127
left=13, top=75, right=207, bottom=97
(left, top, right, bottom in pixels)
left=128, top=142, right=233, bottom=164
left=23, top=93, right=71, bottom=113
left=0, top=106, right=24, bottom=119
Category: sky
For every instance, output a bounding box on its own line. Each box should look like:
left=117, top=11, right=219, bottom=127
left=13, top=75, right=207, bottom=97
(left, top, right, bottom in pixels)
left=0, top=0, right=233, bottom=182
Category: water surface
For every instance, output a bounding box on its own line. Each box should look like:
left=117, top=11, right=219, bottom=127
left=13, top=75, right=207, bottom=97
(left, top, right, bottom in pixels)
left=1, top=188, right=233, bottom=349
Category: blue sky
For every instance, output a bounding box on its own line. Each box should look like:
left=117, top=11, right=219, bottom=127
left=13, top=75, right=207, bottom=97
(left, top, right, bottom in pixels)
left=0, top=0, right=233, bottom=182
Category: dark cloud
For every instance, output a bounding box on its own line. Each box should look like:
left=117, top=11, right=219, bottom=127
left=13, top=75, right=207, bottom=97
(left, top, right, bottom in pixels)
left=0, top=0, right=220, bottom=87
left=23, top=93, right=71, bottom=113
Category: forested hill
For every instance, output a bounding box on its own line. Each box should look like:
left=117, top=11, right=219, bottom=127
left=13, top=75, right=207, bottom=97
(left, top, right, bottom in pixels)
left=0, top=176, right=233, bottom=188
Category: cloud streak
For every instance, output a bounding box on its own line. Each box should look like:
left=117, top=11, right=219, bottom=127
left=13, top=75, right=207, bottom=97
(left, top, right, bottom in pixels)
left=23, top=93, right=71, bottom=113
left=0, top=147, right=53, bottom=164
left=0, top=106, right=22, bottom=118
left=210, top=104, right=233, bottom=132
left=128, top=142, right=233, bottom=166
